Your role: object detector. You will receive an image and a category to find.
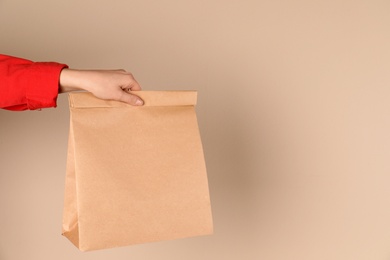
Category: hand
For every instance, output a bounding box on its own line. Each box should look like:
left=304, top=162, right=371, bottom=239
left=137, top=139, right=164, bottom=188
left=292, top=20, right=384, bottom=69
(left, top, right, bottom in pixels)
left=59, top=69, right=144, bottom=106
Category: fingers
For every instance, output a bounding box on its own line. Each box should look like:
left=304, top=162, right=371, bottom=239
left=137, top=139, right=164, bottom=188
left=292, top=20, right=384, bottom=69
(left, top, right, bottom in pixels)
left=118, top=91, right=144, bottom=106
left=111, top=70, right=142, bottom=105
left=129, top=80, right=142, bottom=91
left=119, top=73, right=143, bottom=105
left=122, top=72, right=141, bottom=91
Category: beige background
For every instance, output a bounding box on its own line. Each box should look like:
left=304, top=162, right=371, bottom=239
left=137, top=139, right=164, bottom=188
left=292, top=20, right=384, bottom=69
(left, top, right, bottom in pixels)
left=1, top=0, right=390, bottom=259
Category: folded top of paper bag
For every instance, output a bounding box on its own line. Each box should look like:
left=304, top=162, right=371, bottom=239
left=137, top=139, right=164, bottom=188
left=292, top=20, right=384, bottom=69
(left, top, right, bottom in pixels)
left=69, top=91, right=197, bottom=108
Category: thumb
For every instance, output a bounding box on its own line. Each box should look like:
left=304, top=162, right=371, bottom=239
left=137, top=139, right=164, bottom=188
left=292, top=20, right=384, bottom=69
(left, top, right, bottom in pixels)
left=119, top=91, right=144, bottom=106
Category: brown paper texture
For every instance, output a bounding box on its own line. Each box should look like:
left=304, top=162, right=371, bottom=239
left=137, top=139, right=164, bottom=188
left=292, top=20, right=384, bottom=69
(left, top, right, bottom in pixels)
left=62, top=91, right=213, bottom=251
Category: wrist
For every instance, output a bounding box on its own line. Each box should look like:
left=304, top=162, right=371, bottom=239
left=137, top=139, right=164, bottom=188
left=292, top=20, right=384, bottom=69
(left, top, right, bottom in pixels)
left=59, top=69, right=85, bottom=93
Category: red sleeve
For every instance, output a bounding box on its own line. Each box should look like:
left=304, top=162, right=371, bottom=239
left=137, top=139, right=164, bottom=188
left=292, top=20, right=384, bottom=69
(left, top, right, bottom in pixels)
left=0, top=54, right=68, bottom=111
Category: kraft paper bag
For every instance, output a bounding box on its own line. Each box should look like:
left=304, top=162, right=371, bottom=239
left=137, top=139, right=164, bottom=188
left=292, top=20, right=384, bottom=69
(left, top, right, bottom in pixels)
left=62, top=91, right=213, bottom=251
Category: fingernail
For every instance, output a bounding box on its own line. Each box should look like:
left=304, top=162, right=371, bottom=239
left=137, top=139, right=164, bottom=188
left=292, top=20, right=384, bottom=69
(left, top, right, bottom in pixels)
left=135, top=99, right=144, bottom=106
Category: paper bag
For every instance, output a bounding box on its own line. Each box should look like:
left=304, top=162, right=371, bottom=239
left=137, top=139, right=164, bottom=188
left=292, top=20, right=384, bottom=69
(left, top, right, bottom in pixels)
left=62, top=91, right=213, bottom=251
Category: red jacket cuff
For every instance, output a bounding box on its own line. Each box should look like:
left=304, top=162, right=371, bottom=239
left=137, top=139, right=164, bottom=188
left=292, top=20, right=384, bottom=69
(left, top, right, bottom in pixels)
left=25, top=62, right=68, bottom=110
